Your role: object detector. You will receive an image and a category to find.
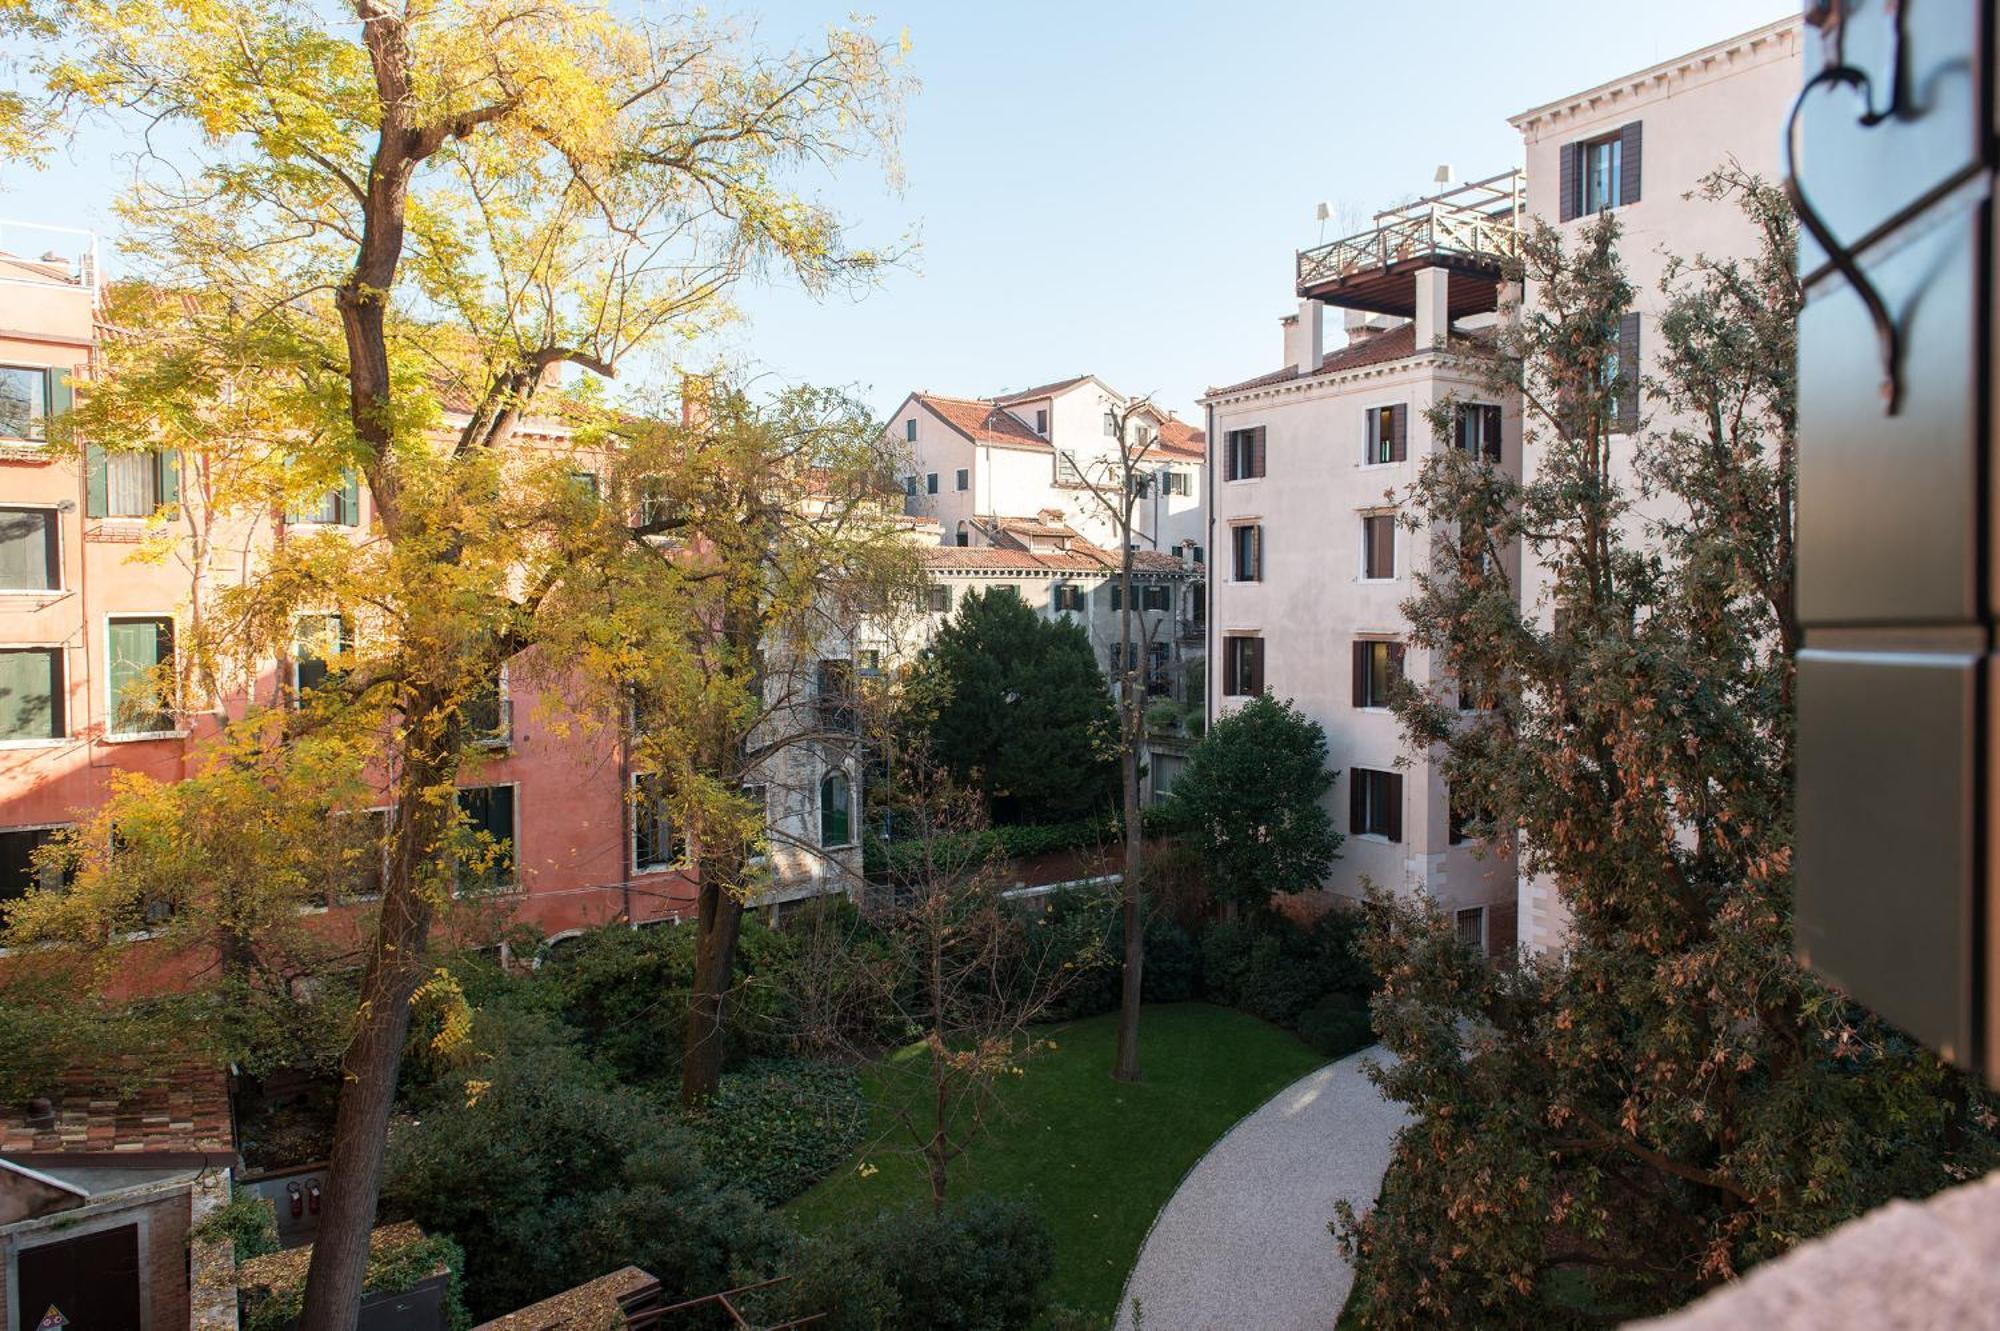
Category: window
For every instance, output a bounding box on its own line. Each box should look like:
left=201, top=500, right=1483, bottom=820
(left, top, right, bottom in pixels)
left=857, top=649, right=882, bottom=677
left=1146, top=641, right=1171, bottom=695
left=1352, top=639, right=1405, bottom=709
left=1162, top=469, right=1190, bottom=497
left=330, top=808, right=389, bottom=902
left=1055, top=450, right=1084, bottom=485
left=954, top=522, right=969, bottom=548
left=1224, top=427, right=1265, bottom=480
left=817, top=658, right=857, bottom=732
left=1053, top=583, right=1084, bottom=612
left=820, top=769, right=853, bottom=847
left=1457, top=668, right=1496, bottom=712
left=905, top=418, right=917, bottom=442
left=1103, top=409, right=1117, bottom=436
left=294, top=470, right=362, bottom=526
left=87, top=448, right=179, bottom=519
left=1181, top=541, right=1205, bottom=566
left=632, top=772, right=676, bottom=873
left=1232, top=524, right=1262, bottom=582
left=107, top=616, right=174, bottom=737
left=0, top=365, right=51, bottom=441
left=1222, top=635, right=1264, bottom=697
left=0, top=508, right=59, bottom=591
left=0, top=648, right=63, bottom=741
left=1350, top=768, right=1403, bottom=841
left=1563, top=124, right=1640, bottom=220
left=927, top=584, right=952, bottom=613
left=1610, top=313, right=1641, bottom=434
left=1141, top=584, right=1171, bottom=612
left=569, top=470, right=600, bottom=501
left=926, top=472, right=939, bottom=495
left=1449, top=786, right=1493, bottom=845
left=903, top=475, right=917, bottom=498
left=0, top=825, right=69, bottom=903
left=456, top=784, right=516, bottom=890
left=955, top=468, right=969, bottom=492
left=1362, top=514, right=1396, bottom=580
left=1455, top=403, right=1504, bottom=462
left=638, top=477, right=678, bottom=528
left=293, top=613, right=351, bottom=699
left=1455, top=907, right=1486, bottom=950
left=1364, top=405, right=1406, bottom=464
left=465, top=668, right=510, bottom=746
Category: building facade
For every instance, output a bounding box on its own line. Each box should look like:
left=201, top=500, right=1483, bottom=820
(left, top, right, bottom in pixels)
left=0, top=227, right=858, bottom=952
left=1507, top=16, right=1802, bottom=952
left=1201, top=176, right=1526, bottom=953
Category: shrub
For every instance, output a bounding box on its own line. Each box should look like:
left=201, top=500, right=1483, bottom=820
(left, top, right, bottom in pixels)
left=682, top=1058, right=868, bottom=1206
left=192, top=1188, right=279, bottom=1262
left=1198, top=909, right=1376, bottom=1040
left=238, top=1223, right=467, bottom=1331
left=381, top=1027, right=786, bottom=1321
left=1295, top=992, right=1375, bottom=1058
left=1025, top=892, right=1120, bottom=1021
left=1139, top=919, right=1199, bottom=1003
left=784, top=1196, right=1056, bottom=1331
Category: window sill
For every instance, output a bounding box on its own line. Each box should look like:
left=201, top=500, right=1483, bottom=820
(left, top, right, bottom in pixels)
left=103, top=729, right=189, bottom=744
left=820, top=842, right=857, bottom=853
left=1352, top=833, right=1402, bottom=845
left=1357, top=576, right=1398, bottom=586
left=0, top=587, right=66, bottom=600
left=1222, top=476, right=1263, bottom=485
left=471, top=737, right=513, bottom=751
left=0, top=737, right=69, bottom=750
left=1358, top=460, right=1405, bottom=472
left=632, top=864, right=678, bottom=877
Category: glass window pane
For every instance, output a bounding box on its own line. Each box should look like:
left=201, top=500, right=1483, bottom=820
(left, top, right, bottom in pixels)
left=0, top=509, right=54, bottom=590
left=106, top=452, right=157, bottom=517
left=0, top=649, right=60, bottom=740
left=107, top=618, right=171, bottom=735
left=0, top=367, right=46, bottom=440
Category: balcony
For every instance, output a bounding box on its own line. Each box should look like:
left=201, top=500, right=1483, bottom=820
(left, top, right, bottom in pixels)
left=1294, top=169, right=1522, bottom=318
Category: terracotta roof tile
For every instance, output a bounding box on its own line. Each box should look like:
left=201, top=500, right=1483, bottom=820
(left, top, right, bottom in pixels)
left=916, top=394, right=1052, bottom=449
left=1148, top=417, right=1206, bottom=460
left=991, top=375, right=1091, bottom=404
left=0, top=1059, right=233, bottom=1156
left=1205, top=324, right=1503, bottom=399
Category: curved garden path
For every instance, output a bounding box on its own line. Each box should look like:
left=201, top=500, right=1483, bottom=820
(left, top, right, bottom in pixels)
left=1114, top=1047, right=1406, bottom=1331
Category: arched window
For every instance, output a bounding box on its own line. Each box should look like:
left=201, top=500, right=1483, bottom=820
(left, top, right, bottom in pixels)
left=955, top=520, right=969, bottom=548
left=820, top=770, right=853, bottom=847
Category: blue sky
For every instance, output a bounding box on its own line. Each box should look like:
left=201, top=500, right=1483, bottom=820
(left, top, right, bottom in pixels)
left=1, top=0, right=1792, bottom=420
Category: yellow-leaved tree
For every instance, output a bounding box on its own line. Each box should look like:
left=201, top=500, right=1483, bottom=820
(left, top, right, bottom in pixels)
left=4, top=2, right=910, bottom=1322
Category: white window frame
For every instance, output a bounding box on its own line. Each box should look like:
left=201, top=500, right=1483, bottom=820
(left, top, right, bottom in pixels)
left=819, top=766, right=856, bottom=850
left=0, top=821, right=73, bottom=903
left=103, top=613, right=183, bottom=741
left=0, top=504, right=63, bottom=596
left=0, top=362, right=52, bottom=445
left=290, top=611, right=350, bottom=701
left=1351, top=766, right=1400, bottom=842
left=470, top=663, right=512, bottom=749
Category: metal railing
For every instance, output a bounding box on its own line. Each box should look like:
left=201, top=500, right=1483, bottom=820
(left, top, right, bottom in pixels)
left=0, top=219, right=100, bottom=292
left=1296, top=169, right=1523, bottom=293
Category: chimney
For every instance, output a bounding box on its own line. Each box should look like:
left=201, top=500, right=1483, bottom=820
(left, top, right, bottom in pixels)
left=1414, top=267, right=1450, bottom=351
left=1282, top=298, right=1323, bottom=375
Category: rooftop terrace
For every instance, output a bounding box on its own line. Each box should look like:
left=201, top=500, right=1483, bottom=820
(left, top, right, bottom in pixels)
left=1295, top=169, right=1522, bottom=319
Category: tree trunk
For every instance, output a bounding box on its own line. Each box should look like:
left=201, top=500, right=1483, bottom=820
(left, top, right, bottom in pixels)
left=298, top=697, right=454, bottom=1331
left=680, top=870, right=745, bottom=1106
left=1112, top=516, right=1145, bottom=1083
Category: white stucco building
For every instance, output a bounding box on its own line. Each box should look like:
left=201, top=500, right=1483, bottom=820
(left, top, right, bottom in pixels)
left=1201, top=173, right=1527, bottom=954
left=1198, top=15, right=1803, bottom=956
left=1508, top=15, right=1802, bottom=952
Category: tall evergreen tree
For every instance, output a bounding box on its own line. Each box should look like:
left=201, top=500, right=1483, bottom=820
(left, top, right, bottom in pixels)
left=909, top=588, right=1117, bottom=825
left=1338, top=172, right=1999, bottom=1326
left=1165, top=693, right=1340, bottom=910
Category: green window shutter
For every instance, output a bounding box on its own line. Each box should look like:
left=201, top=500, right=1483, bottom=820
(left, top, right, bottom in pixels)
left=340, top=468, right=360, bottom=525
left=47, top=367, right=72, bottom=421
left=108, top=618, right=171, bottom=734
left=85, top=445, right=108, bottom=518
left=158, top=451, right=181, bottom=511
left=0, top=648, right=60, bottom=740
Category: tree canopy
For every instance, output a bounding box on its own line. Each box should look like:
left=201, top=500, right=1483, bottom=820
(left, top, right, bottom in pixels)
left=907, top=588, right=1117, bottom=825
left=1166, top=694, right=1340, bottom=908
left=1337, top=171, right=1999, bottom=1327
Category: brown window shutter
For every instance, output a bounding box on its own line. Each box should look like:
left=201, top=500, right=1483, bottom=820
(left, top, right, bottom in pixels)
left=1388, top=642, right=1406, bottom=686
left=1248, top=637, right=1264, bottom=693
left=1619, top=121, right=1642, bottom=205
left=1391, top=404, right=1407, bottom=461
left=1617, top=313, right=1641, bottom=433
left=1559, top=142, right=1579, bottom=222
left=1385, top=771, right=1404, bottom=842
left=1352, top=641, right=1368, bottom=707
left=1223, top=639, right=1238, bottom=695
left=1251, top=426, right=1267, bottom=478
left=1251, top=525, right=1262, bottom=580
left=1349, top=772, right=1366, bottom=835
left=1483, top=405, right=1503, bottom=462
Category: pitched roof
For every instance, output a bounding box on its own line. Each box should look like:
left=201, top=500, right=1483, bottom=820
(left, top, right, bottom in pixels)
left=1203, top=324, right=1496, bottom=399
left=915, top=394, right=1053, bottom=449
left=1148, top=417, right=1206, bottom=460
left=920, top=517, right=1192, bottom=577
left=991, top=375, right=1092, bottom=404
left=0, top=1060, right=234, bottom=1156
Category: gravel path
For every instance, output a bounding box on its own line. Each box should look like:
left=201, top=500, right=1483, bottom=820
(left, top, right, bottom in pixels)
left=1114, top=1048, right=1406, bottom=1331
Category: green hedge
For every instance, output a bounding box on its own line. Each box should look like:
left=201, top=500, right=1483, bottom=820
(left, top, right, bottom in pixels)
left=864, top=810, right=1171, bottom=880
left=192, top=1189, right=279, bottom=1263
left=683, top=1057, right=868, bottom=1206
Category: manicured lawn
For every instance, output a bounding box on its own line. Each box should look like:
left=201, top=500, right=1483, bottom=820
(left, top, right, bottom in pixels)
left=786, top=1002, right=1326, bottom=1323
